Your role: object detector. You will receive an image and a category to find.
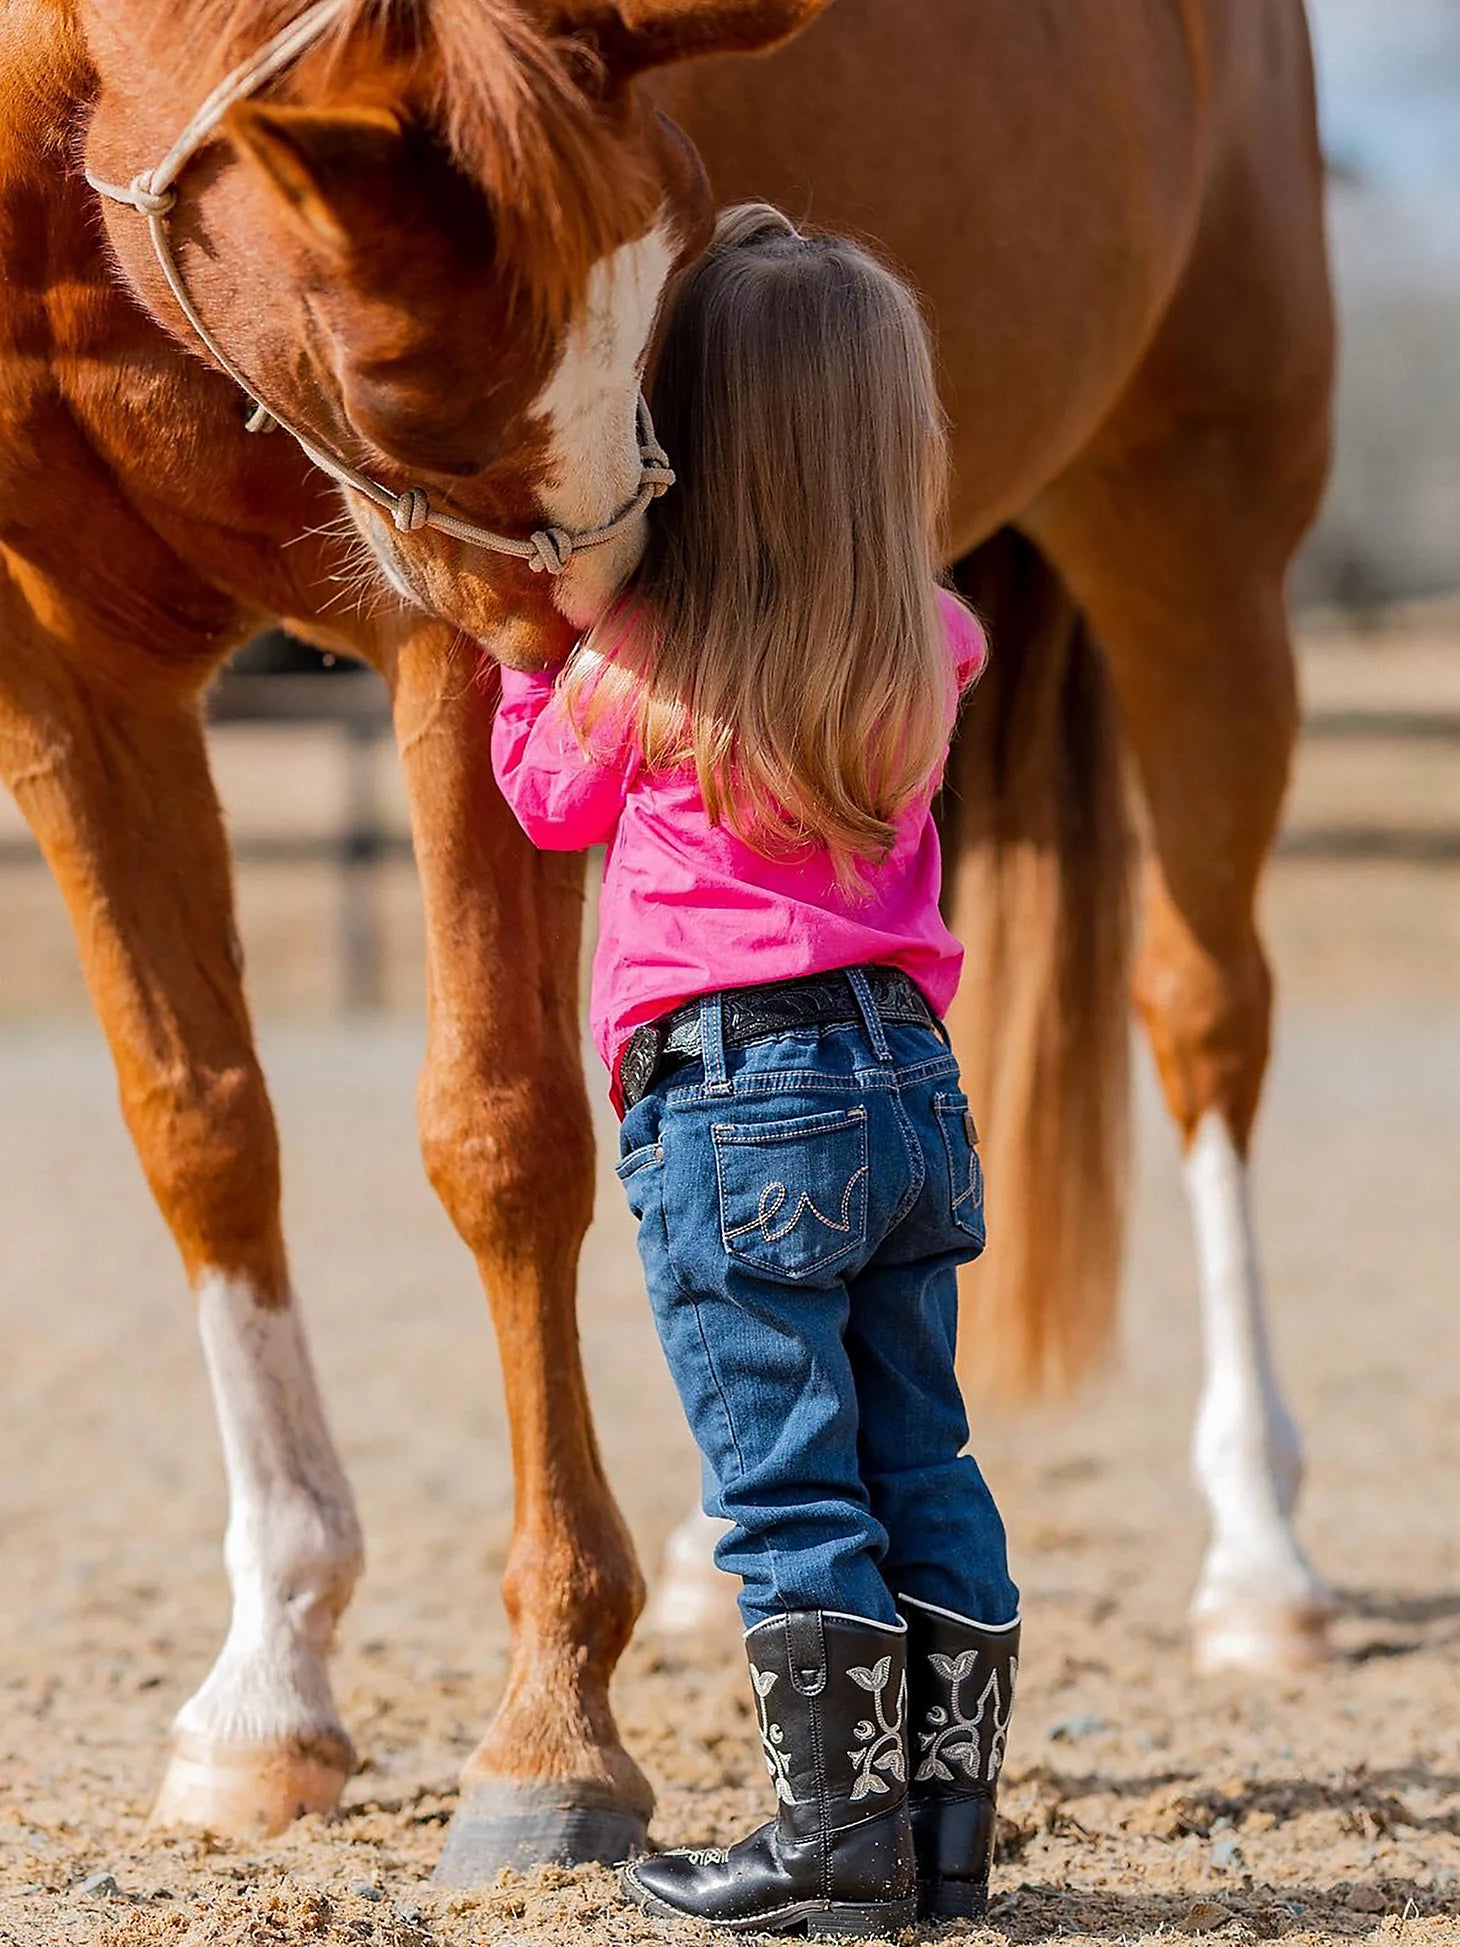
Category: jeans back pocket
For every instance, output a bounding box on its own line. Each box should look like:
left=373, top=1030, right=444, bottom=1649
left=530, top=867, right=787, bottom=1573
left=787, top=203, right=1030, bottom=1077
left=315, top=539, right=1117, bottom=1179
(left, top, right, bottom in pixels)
left=934, top=1091, right=986, bottom=1253
left=712, top=1105, right=869, bottom=1283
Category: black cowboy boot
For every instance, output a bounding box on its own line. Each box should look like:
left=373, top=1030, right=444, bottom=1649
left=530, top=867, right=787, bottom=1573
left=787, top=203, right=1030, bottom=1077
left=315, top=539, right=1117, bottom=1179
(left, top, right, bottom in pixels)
left=622, top=1611, right=916, bottom=1935
left=900, top=1597, right=1020, bottom=1921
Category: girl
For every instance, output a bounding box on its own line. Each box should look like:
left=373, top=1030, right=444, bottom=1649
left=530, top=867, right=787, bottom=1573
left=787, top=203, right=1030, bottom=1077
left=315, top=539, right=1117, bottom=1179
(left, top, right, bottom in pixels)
left=492, top=205, right=1020, bottom=1937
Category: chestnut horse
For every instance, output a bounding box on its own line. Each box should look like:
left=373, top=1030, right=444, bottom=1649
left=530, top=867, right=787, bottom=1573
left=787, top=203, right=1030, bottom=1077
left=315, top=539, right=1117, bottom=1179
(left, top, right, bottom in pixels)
left=0, top=0, right=1331, bottom=1882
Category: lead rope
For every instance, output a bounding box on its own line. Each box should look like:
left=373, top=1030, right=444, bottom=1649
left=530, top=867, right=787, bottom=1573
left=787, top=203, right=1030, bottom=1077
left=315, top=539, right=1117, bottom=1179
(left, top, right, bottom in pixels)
left=85, top=0, right=674, bottom=576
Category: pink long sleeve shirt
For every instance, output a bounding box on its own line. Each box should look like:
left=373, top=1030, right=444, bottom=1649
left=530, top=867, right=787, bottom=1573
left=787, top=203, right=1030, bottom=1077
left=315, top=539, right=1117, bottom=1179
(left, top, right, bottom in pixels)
left=491, top=588, right=986, bottom=1114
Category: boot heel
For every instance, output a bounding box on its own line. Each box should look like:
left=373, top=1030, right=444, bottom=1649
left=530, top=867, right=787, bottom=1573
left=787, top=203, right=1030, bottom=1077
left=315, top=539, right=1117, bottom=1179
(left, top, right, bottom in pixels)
left=919, top=1877, right=989, bottom=1922
left=808, top=1898, right=918, bottom=1937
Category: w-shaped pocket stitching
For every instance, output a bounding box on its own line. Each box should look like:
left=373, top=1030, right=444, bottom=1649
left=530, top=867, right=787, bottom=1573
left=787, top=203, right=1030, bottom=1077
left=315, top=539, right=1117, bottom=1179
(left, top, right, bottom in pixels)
left=712, top=1105, right=869, bottom=1282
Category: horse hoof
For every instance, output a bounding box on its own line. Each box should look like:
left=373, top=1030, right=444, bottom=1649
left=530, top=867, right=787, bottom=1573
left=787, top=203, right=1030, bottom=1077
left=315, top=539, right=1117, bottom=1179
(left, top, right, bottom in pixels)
left=432, top=1783, right=650, bottom=1883
left=1191, top=1601, right=1333, bottom=1675
left=148, top=1732, right=353, bottom=1836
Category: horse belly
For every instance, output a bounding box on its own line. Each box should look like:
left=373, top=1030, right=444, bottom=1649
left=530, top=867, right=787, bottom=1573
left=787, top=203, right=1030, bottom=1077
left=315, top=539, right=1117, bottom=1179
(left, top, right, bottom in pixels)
left=649, top=0, right=1206, bottom=549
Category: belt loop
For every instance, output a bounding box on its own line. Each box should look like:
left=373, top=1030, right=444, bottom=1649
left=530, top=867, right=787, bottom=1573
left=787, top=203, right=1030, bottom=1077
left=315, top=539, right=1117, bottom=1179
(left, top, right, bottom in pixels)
left=699, top=989, right=732, bottom=1094
left=845, top=966, right=893, bottom=1064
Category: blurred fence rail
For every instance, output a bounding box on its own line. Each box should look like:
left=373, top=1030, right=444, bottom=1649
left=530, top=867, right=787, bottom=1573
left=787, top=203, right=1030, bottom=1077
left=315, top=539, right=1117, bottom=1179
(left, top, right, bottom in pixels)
left=1288, top=706, right=1460, bottom=864
left=2, top=661, right=1458, bottom=1011
left=211, top=671, right=409, bottom=1009
left=0, top=668, right=407, bottom=1013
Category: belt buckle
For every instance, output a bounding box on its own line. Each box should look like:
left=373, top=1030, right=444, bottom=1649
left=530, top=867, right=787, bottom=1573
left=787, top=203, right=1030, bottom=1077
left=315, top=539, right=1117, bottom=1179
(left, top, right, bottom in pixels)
left=621, top=1022, right=665, bottom=1106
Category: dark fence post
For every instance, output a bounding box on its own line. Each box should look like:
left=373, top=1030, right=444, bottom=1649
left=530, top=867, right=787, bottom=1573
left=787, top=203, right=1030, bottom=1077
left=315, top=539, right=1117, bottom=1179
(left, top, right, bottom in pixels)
left=341, top=713, right=385, bottom=1012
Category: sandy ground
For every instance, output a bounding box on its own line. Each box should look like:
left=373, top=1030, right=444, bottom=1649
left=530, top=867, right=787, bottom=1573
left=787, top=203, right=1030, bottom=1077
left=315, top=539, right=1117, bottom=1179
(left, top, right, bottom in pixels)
left=1, top=612, right=1458, bottom=1946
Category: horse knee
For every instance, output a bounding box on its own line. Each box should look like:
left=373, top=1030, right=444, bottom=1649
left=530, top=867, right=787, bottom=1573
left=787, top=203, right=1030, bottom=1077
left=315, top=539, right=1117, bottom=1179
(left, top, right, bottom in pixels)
left=120, top=1054, right=285, bottom=1292
left=417, top=1062, right=594, bottom=1266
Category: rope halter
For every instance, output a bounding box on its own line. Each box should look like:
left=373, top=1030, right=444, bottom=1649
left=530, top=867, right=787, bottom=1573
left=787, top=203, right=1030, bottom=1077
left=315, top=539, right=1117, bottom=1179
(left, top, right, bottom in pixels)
left=86, top=0, right=674, bottom=578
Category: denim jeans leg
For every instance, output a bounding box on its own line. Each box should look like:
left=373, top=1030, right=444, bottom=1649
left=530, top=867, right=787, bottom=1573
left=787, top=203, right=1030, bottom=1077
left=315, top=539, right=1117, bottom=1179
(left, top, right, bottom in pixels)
left=847, top=1253, right=1020, bottom=1626
left=636, top=1214, right=898, bottom=1627
left=622, top=1071, right=900, bottom=1628
left=619, top=1012, right=1011, bottom=1634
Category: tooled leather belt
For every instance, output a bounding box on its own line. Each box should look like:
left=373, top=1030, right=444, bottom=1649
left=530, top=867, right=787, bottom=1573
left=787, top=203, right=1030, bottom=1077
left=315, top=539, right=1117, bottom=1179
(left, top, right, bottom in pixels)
left=618, top=965, right=941, bottom=1110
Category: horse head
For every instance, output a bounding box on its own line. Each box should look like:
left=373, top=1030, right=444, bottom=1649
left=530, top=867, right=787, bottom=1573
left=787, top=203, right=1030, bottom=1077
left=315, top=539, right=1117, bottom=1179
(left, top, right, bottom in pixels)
left=84, top=0, right=833, bottom=661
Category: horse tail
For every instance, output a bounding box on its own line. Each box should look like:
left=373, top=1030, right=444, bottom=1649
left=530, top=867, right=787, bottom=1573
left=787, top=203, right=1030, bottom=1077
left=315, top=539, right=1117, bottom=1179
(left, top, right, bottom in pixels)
left=941, top=529, right=1134, bottom=1401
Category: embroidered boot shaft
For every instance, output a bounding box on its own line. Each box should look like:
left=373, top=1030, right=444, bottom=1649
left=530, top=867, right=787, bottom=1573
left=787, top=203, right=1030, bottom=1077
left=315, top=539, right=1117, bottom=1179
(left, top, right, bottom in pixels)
left=622, top=1611, right=916, bottom=1935
left=901, top=1596, right=1021, bottom=1921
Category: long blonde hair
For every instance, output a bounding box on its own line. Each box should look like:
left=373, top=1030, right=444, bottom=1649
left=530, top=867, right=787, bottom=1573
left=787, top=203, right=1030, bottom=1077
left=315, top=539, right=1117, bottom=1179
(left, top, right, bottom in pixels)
left=561, top=203, right=961, bottom=892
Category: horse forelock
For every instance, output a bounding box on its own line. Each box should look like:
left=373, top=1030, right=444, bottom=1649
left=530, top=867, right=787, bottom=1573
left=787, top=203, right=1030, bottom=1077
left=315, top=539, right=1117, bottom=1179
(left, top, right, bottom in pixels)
left=161, top=0, right=660, bottom=338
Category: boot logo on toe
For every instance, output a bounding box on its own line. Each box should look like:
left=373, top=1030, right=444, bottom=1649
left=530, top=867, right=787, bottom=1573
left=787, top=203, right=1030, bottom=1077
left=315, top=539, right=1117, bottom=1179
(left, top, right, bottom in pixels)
left=915, top=1655, right=1018, bottom=1785
left=750, top=1664, right=799, bottom=1805
left=847, top=1656, right=907, bottom=1800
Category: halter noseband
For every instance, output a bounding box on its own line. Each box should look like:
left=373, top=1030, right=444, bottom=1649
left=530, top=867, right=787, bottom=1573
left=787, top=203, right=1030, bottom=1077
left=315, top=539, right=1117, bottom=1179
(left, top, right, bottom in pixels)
left=86, top=0, right=674, bottom=577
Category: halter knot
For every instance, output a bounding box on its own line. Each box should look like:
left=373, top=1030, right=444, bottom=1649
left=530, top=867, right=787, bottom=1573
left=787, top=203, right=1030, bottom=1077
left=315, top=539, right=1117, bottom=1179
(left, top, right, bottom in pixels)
left=129, top=172, right=177, bottom=217
left=525, top=527, right=573, bottom=575
left=392, top=486, right=431, bottom=533
left=638, top=437, right=675, bottom=500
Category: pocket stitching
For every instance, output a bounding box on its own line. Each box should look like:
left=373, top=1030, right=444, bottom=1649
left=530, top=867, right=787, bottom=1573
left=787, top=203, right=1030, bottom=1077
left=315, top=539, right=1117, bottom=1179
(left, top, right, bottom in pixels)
left=711, top=1105, right=867, bottom=1147
left=614, top=1141, right=664, bottom=1183
left=722, top=1162, right=871, bottom=1246
left=933, top=1095, right=985, bottom=1240
left=712, top=1110, right=869, bottom=1277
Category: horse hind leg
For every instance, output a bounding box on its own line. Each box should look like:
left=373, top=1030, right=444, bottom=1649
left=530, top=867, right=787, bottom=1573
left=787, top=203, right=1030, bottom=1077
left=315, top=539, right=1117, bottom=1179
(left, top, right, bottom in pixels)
left=1180, top=1107, right=1327, bottom=1670
left=1029, top=431, right=1332, bottom=1672
left=1111, top=598, right=1330, bottom=1672
left=0, top=591, right=362, bottom=1829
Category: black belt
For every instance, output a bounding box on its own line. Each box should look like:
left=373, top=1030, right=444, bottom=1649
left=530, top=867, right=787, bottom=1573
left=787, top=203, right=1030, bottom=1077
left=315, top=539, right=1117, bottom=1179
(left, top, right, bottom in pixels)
left=619, top=966, right=940, bottom=1109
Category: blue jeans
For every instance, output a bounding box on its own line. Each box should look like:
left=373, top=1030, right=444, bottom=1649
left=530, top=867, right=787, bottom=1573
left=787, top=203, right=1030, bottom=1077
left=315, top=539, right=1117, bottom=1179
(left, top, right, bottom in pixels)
left=616, top=969, right=1019, bottom=1632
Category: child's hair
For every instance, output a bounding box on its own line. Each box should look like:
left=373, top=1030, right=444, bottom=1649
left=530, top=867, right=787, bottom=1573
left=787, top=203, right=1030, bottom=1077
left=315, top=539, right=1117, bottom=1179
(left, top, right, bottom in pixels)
left=562, top=202, right=961, bottom=892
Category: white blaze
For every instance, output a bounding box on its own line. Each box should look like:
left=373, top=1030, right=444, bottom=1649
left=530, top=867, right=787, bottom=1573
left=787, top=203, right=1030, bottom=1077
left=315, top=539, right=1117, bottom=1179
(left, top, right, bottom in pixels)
left=174, top=1274, right=362, bottom=1752
left=535, top=217, right=677, bottom=629
left=1183, top=1115, right=1325, bottom=1624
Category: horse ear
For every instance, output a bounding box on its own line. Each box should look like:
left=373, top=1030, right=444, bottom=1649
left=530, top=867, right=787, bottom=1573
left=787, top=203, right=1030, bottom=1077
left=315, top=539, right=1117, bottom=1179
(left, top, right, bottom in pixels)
left=570, top=0, right=835, bottom=81
left=225, top=103, right=404, bottom=255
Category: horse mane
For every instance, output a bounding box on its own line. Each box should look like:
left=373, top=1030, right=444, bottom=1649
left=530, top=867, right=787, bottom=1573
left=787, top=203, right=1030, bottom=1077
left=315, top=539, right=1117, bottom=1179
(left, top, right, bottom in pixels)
left=163, top=0, right=658, bottom=329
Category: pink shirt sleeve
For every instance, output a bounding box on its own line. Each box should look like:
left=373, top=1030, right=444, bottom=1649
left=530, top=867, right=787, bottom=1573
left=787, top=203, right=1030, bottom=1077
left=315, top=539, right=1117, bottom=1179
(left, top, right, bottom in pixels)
left=490, top=666, right=634, bottom=851
left=937, top=586, right=988, bottom=692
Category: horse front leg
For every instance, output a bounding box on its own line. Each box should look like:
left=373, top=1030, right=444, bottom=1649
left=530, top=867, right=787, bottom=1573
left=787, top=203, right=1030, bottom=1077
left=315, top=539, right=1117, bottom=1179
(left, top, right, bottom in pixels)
left=0, top=599, right=362, bottom=1833
left=391, top=631, right=650, bottom=1880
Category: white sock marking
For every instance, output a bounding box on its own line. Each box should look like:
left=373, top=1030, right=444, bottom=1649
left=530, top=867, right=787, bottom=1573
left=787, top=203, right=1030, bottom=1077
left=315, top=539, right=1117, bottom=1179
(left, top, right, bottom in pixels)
left=175, top=1274, right=363, bottom=1753
left=1184, top=1115, right=1326, bottom=1619
left=644, top=1502, right=738, bottom=1635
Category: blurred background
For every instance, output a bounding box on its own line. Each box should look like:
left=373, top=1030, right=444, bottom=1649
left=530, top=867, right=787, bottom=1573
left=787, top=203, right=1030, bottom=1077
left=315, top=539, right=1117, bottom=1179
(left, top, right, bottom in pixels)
left=1305, top=0, right=1460, bottom=607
